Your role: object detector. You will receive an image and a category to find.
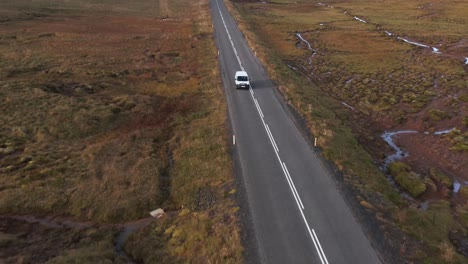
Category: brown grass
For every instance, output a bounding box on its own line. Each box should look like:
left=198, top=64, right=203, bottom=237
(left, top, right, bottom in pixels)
left=0, top=0, right=241, bottom=262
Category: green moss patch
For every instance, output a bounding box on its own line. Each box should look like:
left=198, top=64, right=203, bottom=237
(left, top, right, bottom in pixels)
left=389, top=162, right=427, bottom=197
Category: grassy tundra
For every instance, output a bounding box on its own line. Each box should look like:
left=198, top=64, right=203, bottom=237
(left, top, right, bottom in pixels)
left=227, top=0, right=467, bottom=263
left=0, top=0, right=242, bottom=262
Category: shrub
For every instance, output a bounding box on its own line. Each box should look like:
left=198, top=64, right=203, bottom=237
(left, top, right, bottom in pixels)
left=458, top=93, right=468, bottom=102
left=388, top=161, right=410, bottom=174
left=460, top=186, right=468, bottom=197
left=430, top=168, right=452, bottom=188
left=396, top=171, right=427, bottom=197
left=448, top=130, right=468, bottom=152
left=428, top=109, right=449, bottom=121
left=389, top=162, right=427, bottom=197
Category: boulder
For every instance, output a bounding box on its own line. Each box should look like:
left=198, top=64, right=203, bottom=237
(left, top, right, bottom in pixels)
left=150, top=208, right=165, bottom=218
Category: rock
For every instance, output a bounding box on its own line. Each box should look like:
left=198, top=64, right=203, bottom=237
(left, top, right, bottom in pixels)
left=150, top=208, right=165, bottom=218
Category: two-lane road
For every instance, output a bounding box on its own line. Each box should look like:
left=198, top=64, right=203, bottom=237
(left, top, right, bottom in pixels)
left=210, top=0, right=383, bottom=263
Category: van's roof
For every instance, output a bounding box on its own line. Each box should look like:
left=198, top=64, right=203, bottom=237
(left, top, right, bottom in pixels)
left=235, top=71, right=248, bottom=76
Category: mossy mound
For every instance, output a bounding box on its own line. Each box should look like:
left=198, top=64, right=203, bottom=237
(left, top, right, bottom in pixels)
left=389, top=162, right=427, bottom=197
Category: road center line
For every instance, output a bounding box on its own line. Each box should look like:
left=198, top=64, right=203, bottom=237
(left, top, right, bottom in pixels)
left=283, top=163, right=304, bottom=209
left=279, top=160, right=303, bottom=210
left=216, top=0, right=243, bottom=71
left=313, top=229, right=329, bottom=264
left=215, top=1, right=328, bottom=263
left=265, top=124, right=279, bottom=153
left=253, top=98, right=264, bottom=118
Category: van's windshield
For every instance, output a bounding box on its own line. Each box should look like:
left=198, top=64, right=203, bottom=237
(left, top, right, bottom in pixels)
left=237, top=76, right=248, bottom=81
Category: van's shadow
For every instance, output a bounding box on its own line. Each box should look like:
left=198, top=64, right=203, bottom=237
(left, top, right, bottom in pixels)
left=250, top=79, right=272, bottom=90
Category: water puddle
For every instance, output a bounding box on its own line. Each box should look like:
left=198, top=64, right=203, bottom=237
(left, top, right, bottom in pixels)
left=317, top=3, right=334, bottom=8
left=341, top=101, right=355, bottom=111
left=381, top=130, right=418, bottom=167
left=453, top=181, right=462, bottom=193
left=382, top=127, right=457, bottom=168
left=287, top=64, right=297, bottom=71
left=397, top=37, right=429, bottom=48
left=419, top=201, right=430, bottom=211
left=343, top=10, right=468, bottom=60
left=297, top=9, right=460, bottom=67
left=380, top=128, right=466, bottom=202
left=296, top=33, right=317, bottom=65
left=354, top=16, right=367, bottom=23
left=434, top=127, right=455, bottom=135
left=396, top=38, right=440, bottom=54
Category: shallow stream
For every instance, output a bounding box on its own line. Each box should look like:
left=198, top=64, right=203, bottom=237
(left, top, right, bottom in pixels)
left=381, top=128, right=464, bottom=194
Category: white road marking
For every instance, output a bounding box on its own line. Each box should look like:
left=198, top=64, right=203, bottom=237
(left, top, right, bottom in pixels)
left=215, top=1, right=329, bottom=263
left=233, top=135, right=236, bottom=145
left=216, top=0, right=244, bottom=71
left=313, top=229, right=329, bottom=264
left=283, top=163, right=304, bottom=209
left=265, top=124, right=279, bottom=153
left=279, top=159, right=303, bottom=210
left=253, top=98, right=264, bottom=118
left=300, top=208, right=330, bottom=264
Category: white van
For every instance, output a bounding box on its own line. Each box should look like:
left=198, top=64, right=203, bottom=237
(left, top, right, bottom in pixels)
left=234, top=71, right=250, bottom=89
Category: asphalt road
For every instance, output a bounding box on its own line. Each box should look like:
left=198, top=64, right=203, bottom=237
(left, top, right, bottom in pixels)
left=210, top=0, right=383, bottom=263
